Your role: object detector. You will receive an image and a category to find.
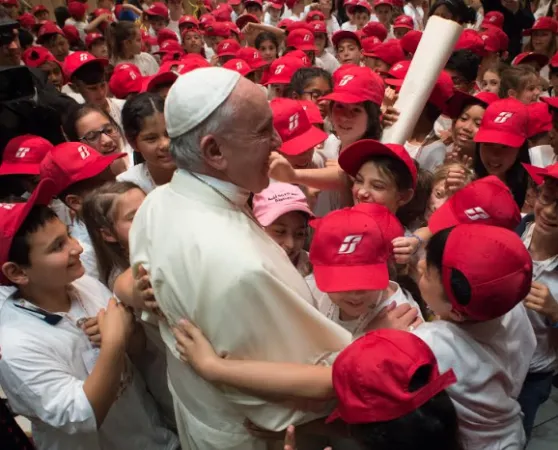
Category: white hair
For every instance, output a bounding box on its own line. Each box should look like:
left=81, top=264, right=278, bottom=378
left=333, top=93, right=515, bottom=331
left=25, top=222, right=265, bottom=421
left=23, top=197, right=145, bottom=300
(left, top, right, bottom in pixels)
left=169, top=98, right=238, bottom=171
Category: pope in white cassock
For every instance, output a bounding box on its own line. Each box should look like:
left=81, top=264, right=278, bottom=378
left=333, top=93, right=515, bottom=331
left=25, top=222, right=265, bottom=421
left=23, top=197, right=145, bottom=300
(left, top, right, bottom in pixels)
left=128, top=67, right=352, bottom=449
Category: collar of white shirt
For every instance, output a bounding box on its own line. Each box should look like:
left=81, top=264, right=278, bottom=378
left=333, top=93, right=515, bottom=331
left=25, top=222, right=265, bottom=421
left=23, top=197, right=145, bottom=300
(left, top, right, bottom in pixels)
left=174, top=169, right=250, bottom=207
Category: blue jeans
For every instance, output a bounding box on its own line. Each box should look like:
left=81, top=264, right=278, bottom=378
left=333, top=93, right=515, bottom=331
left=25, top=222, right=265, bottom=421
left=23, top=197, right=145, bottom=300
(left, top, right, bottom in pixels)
left=518, top=371, right=554, bottom=441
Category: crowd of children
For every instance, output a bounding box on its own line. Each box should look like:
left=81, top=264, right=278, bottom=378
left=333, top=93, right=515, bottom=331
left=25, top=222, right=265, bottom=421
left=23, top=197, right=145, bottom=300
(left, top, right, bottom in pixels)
left=2, top=0, right=558, bottom=448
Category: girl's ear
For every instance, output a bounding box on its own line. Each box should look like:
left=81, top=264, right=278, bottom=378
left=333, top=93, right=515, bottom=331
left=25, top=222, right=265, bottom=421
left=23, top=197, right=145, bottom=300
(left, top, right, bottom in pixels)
left=100, top=227, right=118, bottom=243
left=397, top=188, right=414, bottom=207
left=64, top=194, right=83, bottom=213
left=507, top=88, right=517, bottom=99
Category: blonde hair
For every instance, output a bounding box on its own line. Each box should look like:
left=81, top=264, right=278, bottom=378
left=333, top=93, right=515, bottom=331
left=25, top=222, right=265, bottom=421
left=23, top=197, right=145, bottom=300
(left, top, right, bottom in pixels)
left=523, top=33, right=557, bottom=58
left=499, top=65, right=539, bottom=98
left=82, top=181, right=145, bottom=288
left=432, top=162, right=476, bottom=190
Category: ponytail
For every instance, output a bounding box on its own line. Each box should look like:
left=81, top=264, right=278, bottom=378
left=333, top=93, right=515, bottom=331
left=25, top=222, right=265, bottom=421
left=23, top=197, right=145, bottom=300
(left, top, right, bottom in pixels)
left=107, top=21, right=137, bottom=62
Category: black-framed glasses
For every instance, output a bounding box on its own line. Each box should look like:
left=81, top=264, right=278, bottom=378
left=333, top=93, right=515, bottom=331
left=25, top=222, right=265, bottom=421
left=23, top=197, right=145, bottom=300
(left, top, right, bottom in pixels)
left=302, top=90, right=331, bottom=101
left=537, top=188, right=558, bottom=207
left=79, top=124, right=119, bottom=143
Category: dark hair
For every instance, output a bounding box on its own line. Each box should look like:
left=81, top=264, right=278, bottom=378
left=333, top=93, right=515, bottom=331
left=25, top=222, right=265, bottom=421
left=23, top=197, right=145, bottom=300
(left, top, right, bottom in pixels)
left=424, top=102, right=442, bottom=124
left=122, top=92, right=165, bottom=165
left=397, top=162, right=432, bottom=229
left=285, top=67, right=333, bottom=97
left=363, top=154, right=415, bottom=192
left=446, top=50, right=481, bottom=84
left=7, top=205, right=58, bottom=267
left=351, top=5, right=371, bottom=15
left=255, top=31, right=279, bottom=51
left=349, top=363, right=463, bottom=450
left=38, top=32, right=66, bottom=48
left=429, top=0, right=476, bottom=24
left=107, top=21, right=137, bottom=61
left=18, top=29, right=34, bottom=50
left=474, top=142, right=530, bottom=208
left=62, top=103, right=121, bottom=142
left=499, top=65, right=538, bottom=99
left=54, top=6, right=71, bottom=28
left=72, top=61, right=106, bottom=85
left=331, top=101, right=383, bottom=141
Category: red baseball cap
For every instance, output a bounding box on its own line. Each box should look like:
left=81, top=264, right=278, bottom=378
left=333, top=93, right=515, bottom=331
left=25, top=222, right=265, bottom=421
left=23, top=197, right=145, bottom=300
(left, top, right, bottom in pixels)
left=375, top=0, right=394, bottom=8
left=222, top=58, right=254, bottom=77
left=270, top=98, right=328, bottom=155
left=512, top=52, right=549, bottom=68
left=63, top=51, right=108, bottom=79
left=145, top=2, right=169, bottom=17
left=550, top=52, right=558, bottom=68
left=482, top=11, right=504, bottom=29
left=439, top=224, right=532, bottom=321
left=205, top=21, right=231, bottom=37
left=339, top=139, right=417, bottom=189
left=141, top=29, right=157, bottom=48
left=286, top=21, right=314, bottom=34
left=348, top=0, right=372, bottom=13
left=223, top=21, right=241, bottom=38
left=523, top=16, right=558, bottom=36
left=0, top=178, right=58, bottom=285
left=264, top=56, right=306, bottom=85
left=268, top=1, right=283, bottom=9
left=18, top=13, right=36, bottom=28
left=154, top=40, right=183, bottom=56
left=216, top=38, right=241, bottom=57
left=277, top=18, right=294, bottom=29
left=286, top=28, right=318, bottom=52
left=428, top=176, right=521, bottom=234
left=0, top=135, right=53, bottom=176
left=0, top=0, right=18, bottom=7
left=62, top=24, right=81, bottom=45
left=22, top=46, right=59, bottom=68
left=213, top=3, right=232, bottom=21
left=386, top=62, right=453, bottom=110
left=157, top=28, right=179, bottom=46
left=474, top=98, right=529, bottom=147
left=245, top=0, right=263, bottom=7
left=235, top=13, right=260, bottom=29
left=199, top=13, right=215, bottom=28
left=37, top=21, right=64, bottom=41
left=229, top=0, right=242, bottom=5
left=92, top=7, right=112, bottom=18
left=478, top=28, right=501, bottom=54
left=332, top=30, right=361, bottom=48
left=522, top=162, right=558, bottom=185
left=542, top=95, right=558, bottom=110
left=85, top=32, right=105, bottom=48
left=310, top=203, right=403, bottom=292
left=179, top=14, right=200, bottom=28
left=322, top=65, right=384, bottom=106
left=361, top=21, right=388, bottom=41
left=287, top=49, right=313, bottom=67
left=145, top=63, right=178, bottom=92
left=361, top=36, right=381, bottom=55
left=393, top=14, right=414, bottom=30
left=306, top=10, right=325, bottom=22
left=236, top=46, right=269, bottom=69
left=109, top=63, right=143, bottom=99
left=454, top=29, right=486, bottom=57
left=443, top=90, right=493, bottom=119
left=40, top=143, right=125, bottom=196
left=363, top=40, right=405, bottom=65
left=68, top=1, right=87, bottom=19
left=309, top=20, right=327, bottom=34
left=400, top=30, right=421, bottom=55
left=527, top=102, right=552, bottom=138
left=32, top=5, right=48, bottom=15
left=327, top=329, right=456, bottom=424
left=299, top=100, right=323, bottom=125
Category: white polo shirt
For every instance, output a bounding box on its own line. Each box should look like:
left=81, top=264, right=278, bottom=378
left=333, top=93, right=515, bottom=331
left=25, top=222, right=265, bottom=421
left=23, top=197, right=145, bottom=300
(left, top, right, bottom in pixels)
left=0, top=275, right=179, bottom=450
left=116, top=163, right=157, bottom=194
left=405, top=138, right=446, bottom=172
left=413, top=304, right=536, bottom=449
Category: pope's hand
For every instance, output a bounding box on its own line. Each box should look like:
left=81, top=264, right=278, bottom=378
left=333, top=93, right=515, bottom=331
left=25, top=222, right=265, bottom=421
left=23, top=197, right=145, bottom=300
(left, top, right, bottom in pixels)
left=268, top=151, right=297, bottom=183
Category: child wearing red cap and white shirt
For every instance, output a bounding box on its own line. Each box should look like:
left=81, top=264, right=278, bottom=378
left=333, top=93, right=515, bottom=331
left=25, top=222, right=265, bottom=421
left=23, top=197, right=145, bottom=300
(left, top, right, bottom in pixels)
left=0, top=183, right=179, bottom=450
left=332, top=30, right=362, bottom=65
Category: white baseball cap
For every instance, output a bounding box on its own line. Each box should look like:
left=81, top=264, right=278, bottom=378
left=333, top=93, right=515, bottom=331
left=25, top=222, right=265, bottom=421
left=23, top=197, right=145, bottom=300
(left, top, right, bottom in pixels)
left=164, top=67, right=241, bottom=138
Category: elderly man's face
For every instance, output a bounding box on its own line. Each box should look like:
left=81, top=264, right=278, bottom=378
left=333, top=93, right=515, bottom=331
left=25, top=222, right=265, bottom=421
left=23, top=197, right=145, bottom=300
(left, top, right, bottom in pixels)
left=219, top=78, right=281, bottom=193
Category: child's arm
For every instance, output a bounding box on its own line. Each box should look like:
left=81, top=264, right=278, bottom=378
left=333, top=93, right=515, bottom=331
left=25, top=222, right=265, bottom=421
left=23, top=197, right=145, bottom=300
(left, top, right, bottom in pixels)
left=83, top=299, right=134, bottom=427
left=85, top=13, right=111, bottom=33
left=172, top=320, right=335, bottom=400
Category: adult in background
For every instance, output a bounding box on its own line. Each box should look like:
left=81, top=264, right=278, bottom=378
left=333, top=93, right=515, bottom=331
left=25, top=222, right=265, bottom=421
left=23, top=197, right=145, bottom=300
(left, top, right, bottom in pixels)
left=128, top=67, right=351, bottom=450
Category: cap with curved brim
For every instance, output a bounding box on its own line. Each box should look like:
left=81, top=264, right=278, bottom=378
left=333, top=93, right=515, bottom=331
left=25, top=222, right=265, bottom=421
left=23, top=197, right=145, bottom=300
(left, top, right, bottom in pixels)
left=332, top=30, right=361, bottom=48
left=384, top=78, right=403, bottom=87
left=147, top=71, right=178, bottom=92
left=542, top=96, right=558, bottom=110
left=314, top=263, right=389, bottom=293
left=320, top=91, right=364, bottom=104
left=281, top=125, right=328, bottom=156
left=236, top=14, right=260, bottom=29
left=257, top=202, right=314, bottom=227
left=473, top=129, right=525, bottom=147
left=294, top=43, right=318, bottom=51
left=522, top=163, right=546, bottom=185
left=443, top=90, right=489, bottom=119
left=428, top=205, right=460, bottom=234
left=0, top=162, right=41, bottom=176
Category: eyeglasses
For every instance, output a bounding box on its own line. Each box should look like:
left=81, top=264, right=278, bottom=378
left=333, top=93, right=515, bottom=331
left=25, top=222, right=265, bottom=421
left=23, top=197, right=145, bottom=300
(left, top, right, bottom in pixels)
left=537, top=188, right=558, bottom=207
left=302, top=90, right=331, bottom=101
left=79, top=124, right=119, bottom=143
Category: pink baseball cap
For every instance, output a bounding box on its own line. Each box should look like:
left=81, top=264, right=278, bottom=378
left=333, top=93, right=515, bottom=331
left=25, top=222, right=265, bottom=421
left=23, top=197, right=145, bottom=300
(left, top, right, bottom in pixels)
left=322, top=65, right=384, bottom=106
left=85, top=32, right=105, bottom=48
left=236, top=46, right=269, bottom=69
left=428, top=176, right=521, bottom=234
left=0, top=135, right=53, bottom=176
left=270, top=98, right=328, bottom=155
left=252, top=182, right=313, bottom=226
left=327, top=329, right=456, bottom=424
left=310, top=203, right=403, bottom=292
left=362, top=21, right=388, bottom=41
left=216, top=38, right=241, bottom=56
left=474, top=98, right=529, bottom=147
left=439, top=224, right=532, bottom=321
left=145, top=2, right=169, bottom=17
left=222, top=58, right=254, bottom=77
left=63, top=51, right=108, bottom=79
left=512, top=52, right=549, bottom=68
left=286, top=28, right=318, bottom=52
left=363, top=40, right=405, bottom=66
left=332, top=30, right=361, bottom=48
left=264, top=56, right=306, bottom=85
left=393, top=14, right=414, bottom=30
left=526, top=102, right=552, bottom=138
left=339, top=139, right=417, bottom=189
left=481, top=11, right=504, bottom=29
left=523, top=16, right=558, bottom=36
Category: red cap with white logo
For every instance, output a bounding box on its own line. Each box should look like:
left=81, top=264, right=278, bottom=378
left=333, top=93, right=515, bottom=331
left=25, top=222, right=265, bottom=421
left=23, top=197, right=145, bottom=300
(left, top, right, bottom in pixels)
left=236, top=46, right=269, bottom=69
left=363, top=39, right=405, bottom=65
left=157, top=28, right=179, bottom=47
left=454, top=29, right=486, bottom=57
left=40, top=143, right=125, bottom=196
left=270, top=97, right=328, bottom=155
left=361, top=36, right=382, bottom=55
left=85, top=32, right=104, bottom=48
left=264, top=56, right=306, bottom=85
left=481, top=11, right=504, bottom=29
left=322, top=65, right=384, bottom=106
left=145, top=2, right=169, bottom=17
left=179, top=14, right=200, bottom=28
left=63, top=51, right=108, bottom=79
left=332, top=30, right=361, bottom=48
left=474, top=98, right=529, bottom=147
left=109, top=63, right=143, bottom=99
left=0, top=135, right=53, bottom=176
left=286, top=28, right=318, bottom=51
left=217, top=38, right=241, bottom=57
left=400, top=29, right=422, bottom=55
left=361, top=21, right=388, bottom=41
left=393, top=14, right=414, bottom=30
left=310, top=203, right=404, bottom=292
left=222, top=58, right=255, bottom=77
left=309, top=20, right=327, bottom=34
left=523, top=16, right=558, bottom=36
left=439, top=224, right=532, bottom=321
left=526, top=102, right=553, bottom=138
left=428, top=176, right=521, bottom=234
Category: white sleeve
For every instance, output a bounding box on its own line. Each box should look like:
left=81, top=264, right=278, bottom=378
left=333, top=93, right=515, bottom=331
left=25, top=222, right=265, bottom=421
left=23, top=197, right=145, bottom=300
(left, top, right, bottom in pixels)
left=0, top=341, right=97, bottom=434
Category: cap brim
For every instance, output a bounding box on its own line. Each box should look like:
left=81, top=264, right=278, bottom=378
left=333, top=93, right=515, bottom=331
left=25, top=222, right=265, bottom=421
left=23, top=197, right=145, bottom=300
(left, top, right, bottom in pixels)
left=218, top=51, right=238, bottom=57
left=320, top=92, right=363, bottom=104
left=70, top=153, right=126, bottom=187
left=257, top=203, right=314, bottom=227
left=384, top=78, right=403, bottom=87
left=522, top=163, right=546, bottom=185
left=0, top=162, right=41, bottom=176
left=314, top=263, right=389, bottom=292
left=473, top=129, right=525, bottom=147
left=280, top=126, right=328, bottom=156
left=147, top=72, right=178, bottom=91
left=428, top=204, right=459, bottom=234
left=394, top=24, right=413, bottom=30
left=295, top=44, right=318, bottom=51
left=542, top=96, right=558, bottom=110
left=325, top=409, right=341, bottom=424
left=250, top=59, right=269, bottom=69
left=443, top=90, right=488, bottom=119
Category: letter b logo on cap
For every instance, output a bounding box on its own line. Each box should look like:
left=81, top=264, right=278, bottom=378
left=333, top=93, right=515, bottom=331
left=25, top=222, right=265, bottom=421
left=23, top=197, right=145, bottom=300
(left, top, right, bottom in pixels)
left=288, top=113, right=299, bottom=131
left=339, top=75, right=354, bottom=86
left=79, top=53, right=89, bottom=62
left=338, top=235, right=363, bottom=254
left=275, top=64, right=285, bottom=74
left=494, top=112, right=513, bottom=124
left=78, top=145, right=90, bottom=160
left=303, top=33, right=310, bottom=41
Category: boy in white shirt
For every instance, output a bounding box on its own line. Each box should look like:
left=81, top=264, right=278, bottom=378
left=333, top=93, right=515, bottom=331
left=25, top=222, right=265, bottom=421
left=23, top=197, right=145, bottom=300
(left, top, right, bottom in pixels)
left=341, top=0, right=371, bottom=31
left=0, top=181, right=179, bottom=450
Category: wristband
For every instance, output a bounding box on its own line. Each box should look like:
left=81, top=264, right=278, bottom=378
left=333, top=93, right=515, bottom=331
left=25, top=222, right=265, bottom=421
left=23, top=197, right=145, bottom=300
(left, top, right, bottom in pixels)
left=410, top=234, right=423, bottom=255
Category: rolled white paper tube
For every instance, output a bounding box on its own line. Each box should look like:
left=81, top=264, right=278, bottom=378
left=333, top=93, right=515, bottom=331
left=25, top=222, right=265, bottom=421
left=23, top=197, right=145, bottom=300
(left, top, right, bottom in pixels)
left=381, top=16, right=463, bottom=145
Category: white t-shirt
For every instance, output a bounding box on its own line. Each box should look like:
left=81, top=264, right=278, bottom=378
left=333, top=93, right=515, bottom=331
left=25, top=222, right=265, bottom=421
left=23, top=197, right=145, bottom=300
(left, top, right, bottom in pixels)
left=70, top=220, right=100, bottom=281
left=529, top=144, right=556, bottom=168
left=405, top=139, right=446, bottom=172
left=65, top=17, right=87, bottom=40
left=115, top=52, right=159, bottom=76
left=341, top=21, right=357, bottom=31
left=0, top=275, right=179, bottom=450
left=116, top=163, right=157, bottom=194
left=320, top=133, right=341, bottom=160
left=413, top=304, right=536, bottom=449
left=521, top=222, right=558, bottom=374
left=317, top=51, right=340, bottom=74
left=403, top=3, right=425, bottom=30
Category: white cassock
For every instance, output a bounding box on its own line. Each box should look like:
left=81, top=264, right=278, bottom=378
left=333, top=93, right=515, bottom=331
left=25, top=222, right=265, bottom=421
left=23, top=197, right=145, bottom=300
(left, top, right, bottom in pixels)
left=129, top=169, right=351, bottom=450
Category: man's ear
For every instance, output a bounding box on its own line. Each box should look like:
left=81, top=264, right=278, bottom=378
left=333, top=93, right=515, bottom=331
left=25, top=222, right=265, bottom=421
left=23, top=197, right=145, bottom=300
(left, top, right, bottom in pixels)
left=2, top=262, right=28, bottom=287
left=200, top=134, right=228, bottom=172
